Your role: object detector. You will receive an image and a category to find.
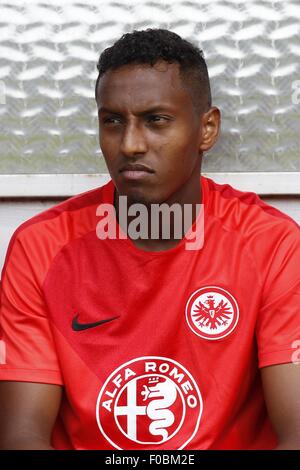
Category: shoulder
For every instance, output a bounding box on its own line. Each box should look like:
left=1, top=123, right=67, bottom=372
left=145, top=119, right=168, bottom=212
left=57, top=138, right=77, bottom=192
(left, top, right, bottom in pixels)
left=9, top=180, right=113, bottom=242
left=1, top=180, right=114, bottom=282
left=203, top=176, right=300, bottom=279
left=204, top=176, right=299, bottom=239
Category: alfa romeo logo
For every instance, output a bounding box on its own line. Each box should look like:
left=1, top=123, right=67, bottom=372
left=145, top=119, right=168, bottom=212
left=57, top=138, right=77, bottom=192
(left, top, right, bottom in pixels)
left=186, top=286, right=239, bottom=340
left=96, top=356, right=203, bottom=449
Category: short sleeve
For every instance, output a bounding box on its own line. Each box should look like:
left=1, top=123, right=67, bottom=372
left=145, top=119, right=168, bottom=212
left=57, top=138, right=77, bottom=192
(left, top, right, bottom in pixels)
left=0, top=229, right=63, bottom=385
left=256, top=225, right=300, bottom=368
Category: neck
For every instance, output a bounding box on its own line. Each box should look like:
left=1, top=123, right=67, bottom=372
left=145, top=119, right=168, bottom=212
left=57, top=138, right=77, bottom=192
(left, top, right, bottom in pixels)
left=114, top=168, right=202, bottom=252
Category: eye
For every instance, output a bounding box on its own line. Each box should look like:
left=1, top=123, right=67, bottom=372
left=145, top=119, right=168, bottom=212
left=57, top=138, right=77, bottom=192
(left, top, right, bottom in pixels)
left=102, top=117, right=122, bottom=125
left=147, top=115, right=169, bottom=124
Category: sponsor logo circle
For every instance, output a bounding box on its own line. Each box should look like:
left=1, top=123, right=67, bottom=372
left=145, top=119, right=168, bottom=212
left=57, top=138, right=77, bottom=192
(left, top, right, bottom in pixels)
left=96, top=356, right=203, bottom=449
left=186, top=286, right=239, bottom=340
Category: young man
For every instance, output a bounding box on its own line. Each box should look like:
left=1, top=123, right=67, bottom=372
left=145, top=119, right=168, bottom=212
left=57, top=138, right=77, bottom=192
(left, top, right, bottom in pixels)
left=0, top=29, right=299, bottom=450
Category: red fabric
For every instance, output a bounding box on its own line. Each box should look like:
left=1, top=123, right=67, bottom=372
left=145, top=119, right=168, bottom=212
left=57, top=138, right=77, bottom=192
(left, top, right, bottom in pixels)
left=0, top=176, right=299, bottom=450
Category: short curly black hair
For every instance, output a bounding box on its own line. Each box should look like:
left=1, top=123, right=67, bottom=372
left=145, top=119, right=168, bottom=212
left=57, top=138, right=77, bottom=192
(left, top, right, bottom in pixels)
left=95, top=28, right=211, bottom=113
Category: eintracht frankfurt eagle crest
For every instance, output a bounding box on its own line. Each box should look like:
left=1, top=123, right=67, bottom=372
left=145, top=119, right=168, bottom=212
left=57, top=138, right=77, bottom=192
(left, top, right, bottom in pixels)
left=96, top=357, right=203, bottom=449
left=185, top=286, right=239, bottom=340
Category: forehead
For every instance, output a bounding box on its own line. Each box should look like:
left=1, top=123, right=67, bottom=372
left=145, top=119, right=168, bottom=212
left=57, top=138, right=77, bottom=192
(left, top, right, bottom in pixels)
left=96, top=61, right=192, bottom=112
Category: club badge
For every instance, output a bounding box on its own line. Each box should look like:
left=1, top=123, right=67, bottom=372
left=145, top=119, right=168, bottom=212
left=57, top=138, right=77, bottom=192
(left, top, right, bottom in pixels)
left=186, top=286, right=239, bottom=340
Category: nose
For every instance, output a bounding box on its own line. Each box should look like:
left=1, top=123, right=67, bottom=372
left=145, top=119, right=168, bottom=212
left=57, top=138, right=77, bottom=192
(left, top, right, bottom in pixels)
left=120, top=121, right=148, bottom=157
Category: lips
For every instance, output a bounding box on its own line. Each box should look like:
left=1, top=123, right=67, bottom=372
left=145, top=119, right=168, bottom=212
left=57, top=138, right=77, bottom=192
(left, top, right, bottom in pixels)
left=120, top=164, right=154, bottom=173
left=119, top=164, right=155, bottom=180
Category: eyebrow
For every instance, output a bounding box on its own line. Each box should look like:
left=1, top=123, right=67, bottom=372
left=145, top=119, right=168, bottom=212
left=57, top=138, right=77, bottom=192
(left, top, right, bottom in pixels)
left=98, top=105, right=175, bottom=116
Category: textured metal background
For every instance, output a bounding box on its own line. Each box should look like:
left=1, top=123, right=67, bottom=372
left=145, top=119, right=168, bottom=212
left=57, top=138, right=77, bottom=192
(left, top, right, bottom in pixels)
left=0, top=0, right=299, bottom=174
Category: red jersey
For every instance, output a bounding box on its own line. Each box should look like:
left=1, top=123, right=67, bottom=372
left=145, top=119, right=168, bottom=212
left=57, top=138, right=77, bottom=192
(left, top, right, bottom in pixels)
left=0, top=176, right=299, bottom=450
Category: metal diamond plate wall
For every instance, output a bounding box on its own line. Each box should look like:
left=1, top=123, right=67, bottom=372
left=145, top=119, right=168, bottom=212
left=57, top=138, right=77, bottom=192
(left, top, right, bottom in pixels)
left=0, top=0, right=300, bottom=173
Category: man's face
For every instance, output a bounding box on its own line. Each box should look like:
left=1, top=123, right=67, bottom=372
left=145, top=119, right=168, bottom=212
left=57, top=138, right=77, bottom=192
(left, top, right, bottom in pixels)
left=96, top=61, right=210, bottom=205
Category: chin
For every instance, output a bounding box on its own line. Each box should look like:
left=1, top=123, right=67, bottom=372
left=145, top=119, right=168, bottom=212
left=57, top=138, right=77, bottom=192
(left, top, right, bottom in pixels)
left=127, top=191, right=156, bottom=207
left=115, top=183, right=156, bottom=205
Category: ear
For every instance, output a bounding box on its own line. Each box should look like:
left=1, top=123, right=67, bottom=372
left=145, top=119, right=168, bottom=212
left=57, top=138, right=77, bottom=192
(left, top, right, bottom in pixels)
left=199, top=106, right=221, bottom=152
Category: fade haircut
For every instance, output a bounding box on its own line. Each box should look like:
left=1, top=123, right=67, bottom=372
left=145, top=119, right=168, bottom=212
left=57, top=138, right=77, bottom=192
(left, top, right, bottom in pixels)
left=95, top=28, right=212, bottom=114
